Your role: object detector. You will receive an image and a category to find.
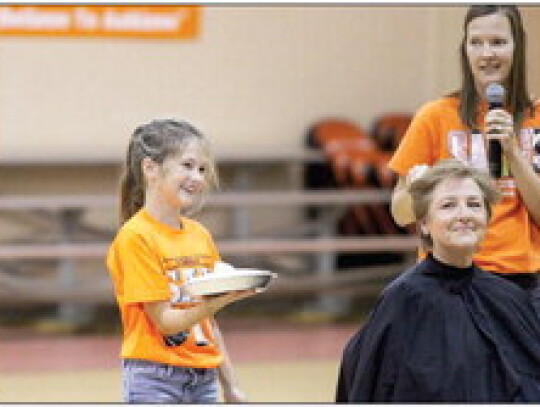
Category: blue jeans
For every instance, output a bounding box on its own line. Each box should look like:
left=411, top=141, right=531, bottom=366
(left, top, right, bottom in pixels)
left=122, top=359, right=219, bottom=404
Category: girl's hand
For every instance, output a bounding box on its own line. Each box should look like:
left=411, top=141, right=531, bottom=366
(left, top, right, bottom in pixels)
left=485, top=108, right=519, bottom=155
left=222, top=385, right=248, bottom=403
left=203, top=288, right=259, bottom=310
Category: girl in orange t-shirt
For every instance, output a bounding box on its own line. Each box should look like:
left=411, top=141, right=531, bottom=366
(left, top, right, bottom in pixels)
left=107, top=119, right=259, bottom=403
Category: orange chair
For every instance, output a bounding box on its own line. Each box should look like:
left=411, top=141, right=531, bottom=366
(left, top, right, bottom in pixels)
left=310, top=119, right=371, bottom=152
left=371, top=113, right=413, bottom=152
left=309, top=119, right=374, bottom=186
left=342, top=113, right=412, bottom=235
left=305, top=118, right=410, bottom=267
left=307, top=119, right=380, bottom=235
left=345, top=150, right=400, bottom=235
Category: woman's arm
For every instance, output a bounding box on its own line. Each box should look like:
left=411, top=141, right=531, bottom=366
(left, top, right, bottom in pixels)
left=505, top=139, right=540, bottom=226
left=486, top=108, right=540, bottom=226
left=211, top=318, right=247, bottom=403
left=391, top=176, right=416, bottom=227
left=390, top=165, right=431, bottom=227
left=143, top=290, right=256, bottom=335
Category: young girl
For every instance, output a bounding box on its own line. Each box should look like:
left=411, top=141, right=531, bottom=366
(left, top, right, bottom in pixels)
left=107, top=119, right=257, bottom=403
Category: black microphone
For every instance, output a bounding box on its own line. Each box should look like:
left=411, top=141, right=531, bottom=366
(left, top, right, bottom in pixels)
left=485, top=83, right=505, bottom=178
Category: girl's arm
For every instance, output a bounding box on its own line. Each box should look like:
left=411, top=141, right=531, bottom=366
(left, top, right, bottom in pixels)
left=144, top=289, right=256, bottom=335
left=211, top=317, right=247, bottom=403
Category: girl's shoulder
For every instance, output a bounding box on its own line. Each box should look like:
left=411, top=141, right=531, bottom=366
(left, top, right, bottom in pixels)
left=417, top=95, right=459, bottom=115
left=522, top=97, right=540, bottom=124
left=181, top=216, right=213, bottom=237
left=111, top=214, right=215, bottom=251
left=111, top=211, right=152, bottom=245
left=119, top=210, right=154, bottom=234
left=532, top=96, right=540, bottom=111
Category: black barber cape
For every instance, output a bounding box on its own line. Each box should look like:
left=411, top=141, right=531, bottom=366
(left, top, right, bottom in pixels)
left=336, top=254, right=540, bottom=402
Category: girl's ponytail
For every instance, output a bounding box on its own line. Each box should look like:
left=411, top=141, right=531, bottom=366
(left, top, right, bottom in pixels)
left=119, top=139, right=145, bottom=224
left=119, top=168, right=144, bottom=224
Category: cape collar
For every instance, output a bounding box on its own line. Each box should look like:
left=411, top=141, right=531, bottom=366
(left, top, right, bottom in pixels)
left=422, top=253, right=475, bottom=280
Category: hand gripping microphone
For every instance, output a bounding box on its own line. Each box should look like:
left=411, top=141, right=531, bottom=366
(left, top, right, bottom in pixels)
left=485, top=83, right=505, bottom=178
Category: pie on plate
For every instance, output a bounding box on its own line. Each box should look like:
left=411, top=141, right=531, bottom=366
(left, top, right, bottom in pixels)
left=184, top=268, right=277, bottom=296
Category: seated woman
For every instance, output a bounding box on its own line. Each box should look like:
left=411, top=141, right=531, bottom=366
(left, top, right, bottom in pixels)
left=336, top=159, right=540, bottom=402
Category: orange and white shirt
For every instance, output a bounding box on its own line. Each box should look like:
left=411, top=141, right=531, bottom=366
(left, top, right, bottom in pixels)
left=107, top=208, right=223, bottom=368
left=389, top=96, right=540, bottom=274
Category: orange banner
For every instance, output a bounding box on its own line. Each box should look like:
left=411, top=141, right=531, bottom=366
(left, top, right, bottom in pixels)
left=0, top=5, right=200, bottom=39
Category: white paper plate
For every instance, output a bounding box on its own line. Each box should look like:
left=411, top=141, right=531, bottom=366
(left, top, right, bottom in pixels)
left=183, top=269, right=277, bottom=296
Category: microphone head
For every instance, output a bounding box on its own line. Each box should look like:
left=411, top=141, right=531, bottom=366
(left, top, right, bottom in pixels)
left=486, top=83, right=505, bottom=108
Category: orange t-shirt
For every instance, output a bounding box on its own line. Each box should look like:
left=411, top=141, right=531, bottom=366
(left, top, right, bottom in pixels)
left=106, top=208, right=223, bottom=368
left=388, top=96, right=540, bottom=274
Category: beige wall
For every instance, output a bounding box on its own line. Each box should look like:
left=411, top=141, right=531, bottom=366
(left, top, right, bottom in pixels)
left=523, top=6, right=540, bottom=96
left=0, top=5, right=539, bottom=162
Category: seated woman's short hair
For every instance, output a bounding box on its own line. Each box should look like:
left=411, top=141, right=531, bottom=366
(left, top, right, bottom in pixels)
left=407, top=159, right=501, bottom=248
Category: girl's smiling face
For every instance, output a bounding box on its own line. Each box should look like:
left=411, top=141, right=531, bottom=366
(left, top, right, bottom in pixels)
left=420, top=177, right=489, bottom=266
left=465, top=12, right=515, bottom=95
left=145, top=139, right=210, bottom=212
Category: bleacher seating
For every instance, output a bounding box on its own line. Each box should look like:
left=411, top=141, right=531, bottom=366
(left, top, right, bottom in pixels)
left=304, top=113, right=414, bottom=268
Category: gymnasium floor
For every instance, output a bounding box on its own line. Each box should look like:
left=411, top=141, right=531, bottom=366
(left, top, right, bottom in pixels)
left=0, top=319, right=359, bottom=403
